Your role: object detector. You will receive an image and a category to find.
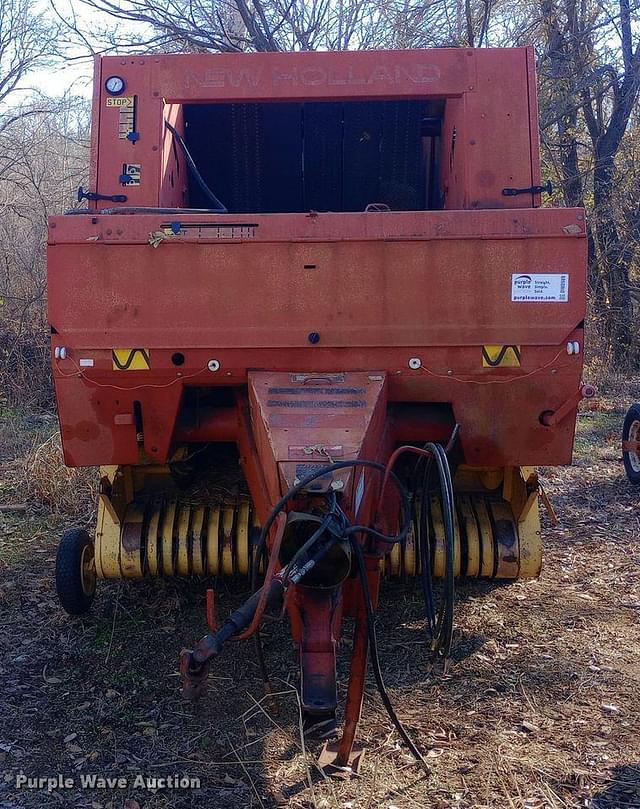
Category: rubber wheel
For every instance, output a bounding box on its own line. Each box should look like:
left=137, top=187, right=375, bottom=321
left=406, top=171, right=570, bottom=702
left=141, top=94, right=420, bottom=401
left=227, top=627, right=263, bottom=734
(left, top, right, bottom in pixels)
left=622, top=403, right=640, bottom=485
left=55, top=528, right=97, bottom=615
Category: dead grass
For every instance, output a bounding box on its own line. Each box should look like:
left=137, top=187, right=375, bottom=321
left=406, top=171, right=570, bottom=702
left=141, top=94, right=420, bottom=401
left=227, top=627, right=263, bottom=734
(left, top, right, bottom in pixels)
left=0, top=416, right=97, bottom=522
left=0, top=394, right=639, bottom=808
left=20, top=431, right=97, bottom=520
left=0, top=327, right=54, bottom=411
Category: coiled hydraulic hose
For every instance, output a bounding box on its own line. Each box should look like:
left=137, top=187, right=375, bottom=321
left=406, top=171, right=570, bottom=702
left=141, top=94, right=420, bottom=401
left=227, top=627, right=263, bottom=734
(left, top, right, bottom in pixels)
left=408, top=443, right=456, bottom=657
left=378, top=436, right=458, bottom=658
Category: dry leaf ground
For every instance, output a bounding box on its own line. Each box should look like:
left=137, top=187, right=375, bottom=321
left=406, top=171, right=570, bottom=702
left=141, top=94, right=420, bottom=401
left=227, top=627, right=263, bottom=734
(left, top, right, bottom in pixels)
left=1, top=387, right=639, bottom=809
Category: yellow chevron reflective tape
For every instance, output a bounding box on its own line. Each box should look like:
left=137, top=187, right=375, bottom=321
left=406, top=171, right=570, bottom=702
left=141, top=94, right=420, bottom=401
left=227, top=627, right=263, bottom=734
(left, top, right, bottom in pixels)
left=112, top=348, right=150, bottom=371
left=482, top=345, right=521, bottom=367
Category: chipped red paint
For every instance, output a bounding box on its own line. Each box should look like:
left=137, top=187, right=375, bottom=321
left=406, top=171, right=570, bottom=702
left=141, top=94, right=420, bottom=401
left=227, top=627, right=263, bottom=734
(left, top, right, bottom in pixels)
left=49, top=47, right=586, bottom=484
left=54, top=48, right=588, bottom=766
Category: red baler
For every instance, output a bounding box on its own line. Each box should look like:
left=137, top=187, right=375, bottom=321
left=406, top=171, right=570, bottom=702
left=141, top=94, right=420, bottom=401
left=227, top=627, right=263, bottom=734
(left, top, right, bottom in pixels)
left=49, top=47, right=587, bottom=770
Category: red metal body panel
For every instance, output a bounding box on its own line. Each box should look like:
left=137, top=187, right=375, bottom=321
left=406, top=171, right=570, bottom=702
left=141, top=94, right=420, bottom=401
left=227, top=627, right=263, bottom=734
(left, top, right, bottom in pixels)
left=49, top=209, right=584, bottom=348
left=50, top=48, right=588, bottom=760
left=48, top=47, right=587, bottom=477
left=49, top=208, right=586, bottom=469
left=248, top=371, right=388, bottom=494
left=90, top=48, right=541, bottom=211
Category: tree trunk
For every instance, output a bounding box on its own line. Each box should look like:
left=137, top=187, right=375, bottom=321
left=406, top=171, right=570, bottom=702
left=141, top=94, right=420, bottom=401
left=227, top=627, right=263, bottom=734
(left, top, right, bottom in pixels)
left=593, top=155, right=636, bottom=365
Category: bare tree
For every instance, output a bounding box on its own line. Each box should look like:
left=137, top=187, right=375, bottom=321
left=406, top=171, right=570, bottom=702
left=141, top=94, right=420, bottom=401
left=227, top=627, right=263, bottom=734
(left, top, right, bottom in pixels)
left=532, top=0, right=640, bottom=364
left=0, top=0, right=87, bottom=405
left=69, top=0, right=507, bottom=52
left=68, top=0, right=386, bottom=52
left=0, top=94, right=89, bottom=406
left=0, top=0, right=59, bottom=114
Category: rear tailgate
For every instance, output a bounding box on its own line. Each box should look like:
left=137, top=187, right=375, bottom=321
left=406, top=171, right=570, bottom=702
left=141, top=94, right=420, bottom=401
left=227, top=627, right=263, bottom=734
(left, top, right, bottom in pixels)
left=48, top=208, right=586, bottom=350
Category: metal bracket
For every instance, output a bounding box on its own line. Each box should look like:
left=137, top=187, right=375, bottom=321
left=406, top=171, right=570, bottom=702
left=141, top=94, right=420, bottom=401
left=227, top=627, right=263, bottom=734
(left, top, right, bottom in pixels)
left=502, top=180, right=552, bottom=197
left=541, top=383, right=596, bottom=427
left=317, top=741, right=365, bottom=777
left=77, top=186, right=127, bottom=203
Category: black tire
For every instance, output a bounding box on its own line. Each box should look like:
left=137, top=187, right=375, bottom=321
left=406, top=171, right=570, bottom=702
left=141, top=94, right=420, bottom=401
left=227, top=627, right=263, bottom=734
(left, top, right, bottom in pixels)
left=622, top=403, right=640, bottom=485
left=55, top=528, right=96, bottom=615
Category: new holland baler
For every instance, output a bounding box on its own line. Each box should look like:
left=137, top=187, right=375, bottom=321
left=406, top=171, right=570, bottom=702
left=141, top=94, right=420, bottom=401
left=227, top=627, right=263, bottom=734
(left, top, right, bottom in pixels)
left=49, top=47, right=589, bottom=770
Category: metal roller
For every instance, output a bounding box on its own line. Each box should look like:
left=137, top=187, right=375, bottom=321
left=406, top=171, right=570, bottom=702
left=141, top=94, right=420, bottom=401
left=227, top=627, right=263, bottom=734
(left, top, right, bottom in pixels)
left=403, top=528, right=417, bottom=577
left=206, top=505, right=220, bottom=576
left=176, top=505, right=191, bottom=576
left=382, top=492, right=538, bottom=581
left=473, top=498, right=496, bottom=578
left=146, top=506, right=161, bottom=577
left=121, top=502, right=144, bottom=579
left=161, top=501, right=177, bottom=577
left=389, top=542, right=401, bottom=576
left=95, top=491, right=540, bottom=582
left=191, top=507, right=206, bottom=576
left=96, top=498, right=254, bottom=579
left=236, top=502, right=250, bottom=576
left=457, top=495, right=480, bottom=577
left=221, top=506, right=234, bottom=576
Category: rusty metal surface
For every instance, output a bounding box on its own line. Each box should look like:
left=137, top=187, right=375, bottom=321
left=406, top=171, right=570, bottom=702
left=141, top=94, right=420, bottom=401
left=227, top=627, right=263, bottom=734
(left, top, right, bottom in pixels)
left=49, top=208, right=585, bottom=469
left=48, top=211, right=586, bottom=349
left=622, top=441, right=640, bottom=452
left=295, top=588, right=341, bottom=715
left=49, top=207, right=586, bottom=244
left=88, top=48, right=540, bottom=211
left=248, top=371, right=387, bottom=494
left=49, top=47, right=586, bottom=472
left=317, top=741, right=366, bottom=776
left=51, top=340, right=584, bottom=469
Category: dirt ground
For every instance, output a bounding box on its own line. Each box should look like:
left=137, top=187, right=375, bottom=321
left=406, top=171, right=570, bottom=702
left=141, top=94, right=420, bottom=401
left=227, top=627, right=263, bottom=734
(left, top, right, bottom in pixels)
left=1, top=391, right=639, bottom=809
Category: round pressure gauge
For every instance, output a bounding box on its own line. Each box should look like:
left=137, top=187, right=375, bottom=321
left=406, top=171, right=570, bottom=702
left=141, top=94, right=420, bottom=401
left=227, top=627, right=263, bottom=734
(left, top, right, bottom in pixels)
left=105, top=75, right=125, bottom=95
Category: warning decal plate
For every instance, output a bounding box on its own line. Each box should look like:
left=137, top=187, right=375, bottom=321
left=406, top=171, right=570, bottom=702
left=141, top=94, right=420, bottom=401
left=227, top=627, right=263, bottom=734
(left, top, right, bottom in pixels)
left=106, top=96, right=134, bottom=108
left=112, top=348, right=150, bottom=371
left=482, top=345, right=521, bottom=367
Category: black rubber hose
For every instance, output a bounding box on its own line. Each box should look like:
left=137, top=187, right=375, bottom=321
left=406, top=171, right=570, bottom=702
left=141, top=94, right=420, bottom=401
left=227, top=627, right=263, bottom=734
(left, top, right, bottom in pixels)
left=249, top=460, right=411, bottom=700
left=415, top=444, right=456, bottom=658
left=348, top=535, right=429, bottom=772
left=432, top=444, right=455, bottom=657
left=418, top=458, right=437, bottom=638
left=282, top=511, right=335, bottom=583
left=250, top=459, right=412, bottom=595
left=164, top=120, right=228, bottom=213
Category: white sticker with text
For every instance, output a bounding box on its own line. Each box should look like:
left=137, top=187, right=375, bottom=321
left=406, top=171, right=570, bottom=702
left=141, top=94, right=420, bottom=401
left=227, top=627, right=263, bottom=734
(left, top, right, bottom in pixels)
left=511, top=273, right=569, bottom=302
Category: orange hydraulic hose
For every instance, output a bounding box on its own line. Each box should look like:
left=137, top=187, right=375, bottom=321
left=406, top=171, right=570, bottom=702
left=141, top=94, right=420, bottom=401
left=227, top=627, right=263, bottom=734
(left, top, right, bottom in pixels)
left=231, top=511, right=286, bottom=641
left=376, top=426, right=460, bottom=514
